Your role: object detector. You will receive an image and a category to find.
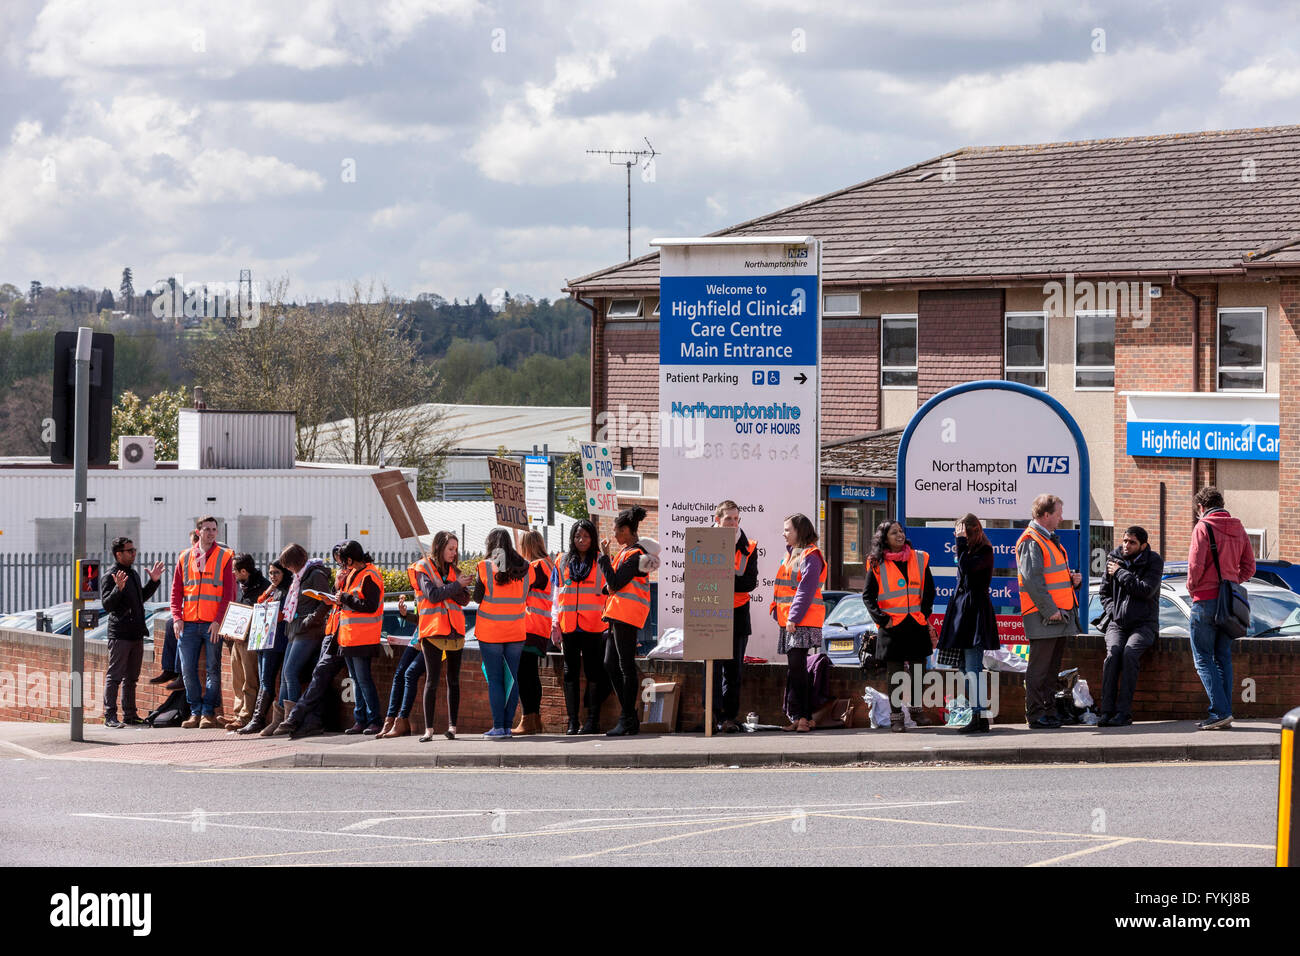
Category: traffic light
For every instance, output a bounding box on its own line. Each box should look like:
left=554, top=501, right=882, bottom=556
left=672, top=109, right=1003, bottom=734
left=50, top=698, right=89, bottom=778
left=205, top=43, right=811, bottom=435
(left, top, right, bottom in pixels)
left=75, top=559, right=101, bottom=600
left=51, top=331, right=115, bottom=465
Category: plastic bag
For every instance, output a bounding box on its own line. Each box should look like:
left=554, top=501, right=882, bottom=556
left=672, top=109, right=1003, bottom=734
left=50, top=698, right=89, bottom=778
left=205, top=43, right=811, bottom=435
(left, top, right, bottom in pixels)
left=646, top=626, right=683, bottom=660
left=1072, top=678, right=1094, bottom=709
left=862, top=686, right=892, bottom=729
left=945, top=695, right=973, bottom=727
left=983, top=648, right=1028, bottom=673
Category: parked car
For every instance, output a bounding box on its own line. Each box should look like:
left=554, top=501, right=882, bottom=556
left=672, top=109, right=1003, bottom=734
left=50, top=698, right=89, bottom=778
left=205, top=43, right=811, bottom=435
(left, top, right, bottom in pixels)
left=820, top=593, right=877, bottom=667
left=85, top=601, right=171, bottom=642
left=821, top=590, right=855, bottom=618
left=1087, top=575, right=1300, bottom=639
left=1252, top=560, right=1300, bottom=593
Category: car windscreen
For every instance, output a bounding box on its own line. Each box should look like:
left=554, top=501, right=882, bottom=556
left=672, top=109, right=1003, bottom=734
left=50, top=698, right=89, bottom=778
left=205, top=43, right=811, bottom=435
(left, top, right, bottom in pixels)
left=1248, top=591, right=1300, bottom=636
left=824, top=594, right=869, bottom=628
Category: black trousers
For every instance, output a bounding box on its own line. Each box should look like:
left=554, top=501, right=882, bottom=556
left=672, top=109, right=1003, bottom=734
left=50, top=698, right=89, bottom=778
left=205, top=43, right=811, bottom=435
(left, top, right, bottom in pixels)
left=420, top=642, right=462, bottom=727
left=518, top=650, right=543, bottom=715
left=604, top=621, right=641, bottom=722
left=292, top=635, right=347, bottom=726
left=1025, top=636, right=1066, bottom=722
left=1101, top=624, right=1154, bottom=717
left=785, top=647, right=812, bottom=721
left=704, top=629, right=749, bottom=722
left=562, top=629, right=610, bottom=720
left=104, top=638, right=144, bottom=719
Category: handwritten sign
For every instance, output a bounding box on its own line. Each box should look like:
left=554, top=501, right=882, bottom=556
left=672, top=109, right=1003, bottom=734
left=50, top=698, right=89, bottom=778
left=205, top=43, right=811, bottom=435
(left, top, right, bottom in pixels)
left=682, top=525, right=735, bottom=660
left=580, top=442, right=619, bottom=518
left=487, top=455, right=530, bottom=530
left=247, top=600, right=280, bottom=651
left=217, top=602, right=255, bottom=641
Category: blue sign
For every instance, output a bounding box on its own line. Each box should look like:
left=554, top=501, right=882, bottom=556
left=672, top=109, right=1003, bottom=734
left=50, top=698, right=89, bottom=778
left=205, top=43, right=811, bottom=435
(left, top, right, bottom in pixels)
left=659, top=275, right=819, bottom=366
left=524, top=454, right=548, bottom=466
left=827, top=484, right=889, bottom=502
left=1126, top=421, right=1279, bottom=461
left=1026, top=455, right=1071, bottom=474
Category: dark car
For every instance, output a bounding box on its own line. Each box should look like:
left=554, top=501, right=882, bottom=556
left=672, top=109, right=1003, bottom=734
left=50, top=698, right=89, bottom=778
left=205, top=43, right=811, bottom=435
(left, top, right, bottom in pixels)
left=1253, top=560, right=1300, bottom=593
left=820, top=593, right=877, bottom=667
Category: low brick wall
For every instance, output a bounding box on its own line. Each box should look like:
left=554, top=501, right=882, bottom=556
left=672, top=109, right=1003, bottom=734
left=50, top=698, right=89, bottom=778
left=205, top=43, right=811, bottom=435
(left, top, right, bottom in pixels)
left=3, top=627, right=1298, bottom=730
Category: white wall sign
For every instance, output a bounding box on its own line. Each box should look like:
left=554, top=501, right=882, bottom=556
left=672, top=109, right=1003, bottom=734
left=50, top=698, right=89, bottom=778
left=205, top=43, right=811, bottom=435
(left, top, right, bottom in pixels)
left=654, top=236, right=821, bottom=658
left=524, top=454, right=549, bottom=526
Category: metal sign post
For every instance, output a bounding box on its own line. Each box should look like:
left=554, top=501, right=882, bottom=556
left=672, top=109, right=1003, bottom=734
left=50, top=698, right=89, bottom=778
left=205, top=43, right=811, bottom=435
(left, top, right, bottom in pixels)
left=70, top=327, right=91, bottom=742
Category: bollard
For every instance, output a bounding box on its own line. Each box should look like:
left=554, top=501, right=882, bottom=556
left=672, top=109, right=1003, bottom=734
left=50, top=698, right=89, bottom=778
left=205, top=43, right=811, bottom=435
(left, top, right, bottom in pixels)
left=1280, top=706, right=1300, bottom=867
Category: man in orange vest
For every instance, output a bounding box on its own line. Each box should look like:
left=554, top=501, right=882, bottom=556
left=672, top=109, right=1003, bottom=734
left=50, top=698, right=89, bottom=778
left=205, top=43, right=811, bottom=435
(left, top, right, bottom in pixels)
left=1016, top=494, right=1083, bottom=729
left=706, top=500, right=758, bottom=733
left=169, top=515, right=236, bottom=729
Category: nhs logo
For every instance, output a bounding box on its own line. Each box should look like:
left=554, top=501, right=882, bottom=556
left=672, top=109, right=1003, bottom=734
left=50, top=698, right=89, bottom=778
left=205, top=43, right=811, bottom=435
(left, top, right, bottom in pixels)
left=1027, top=455, right=1070, bottom=474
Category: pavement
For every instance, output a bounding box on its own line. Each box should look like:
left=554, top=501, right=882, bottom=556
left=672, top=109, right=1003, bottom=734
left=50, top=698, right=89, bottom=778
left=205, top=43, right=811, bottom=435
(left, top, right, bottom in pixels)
left=0, top=717, right=1283, bottom=770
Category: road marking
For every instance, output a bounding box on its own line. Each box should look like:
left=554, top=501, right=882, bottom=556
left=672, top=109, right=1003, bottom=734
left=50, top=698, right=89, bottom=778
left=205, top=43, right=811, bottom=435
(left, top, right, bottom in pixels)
left=563, top=814, right=793, bottom=861
left=1027, top=838, right=1137, bottom=866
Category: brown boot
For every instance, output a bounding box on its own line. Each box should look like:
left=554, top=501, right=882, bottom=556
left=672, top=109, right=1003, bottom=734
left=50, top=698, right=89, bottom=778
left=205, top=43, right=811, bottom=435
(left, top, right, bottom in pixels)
left=259, top=701, right=284, bottom=737
left=530, top=713, right=546, bottom=735
left=387, top=717, right=411, bottom=738
left=512, top=712, right=531, bottom=735
left=375, top=716, right=396, bottom=739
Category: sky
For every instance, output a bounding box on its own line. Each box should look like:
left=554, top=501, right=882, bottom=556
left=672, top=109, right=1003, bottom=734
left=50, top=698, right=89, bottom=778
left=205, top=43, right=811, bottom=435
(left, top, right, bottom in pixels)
left=2, top=0, right=1298, bottom=305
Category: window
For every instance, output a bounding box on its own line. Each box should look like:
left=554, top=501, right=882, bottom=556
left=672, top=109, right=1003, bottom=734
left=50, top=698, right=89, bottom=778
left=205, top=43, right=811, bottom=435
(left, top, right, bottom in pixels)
left=823, top=292, right=860, bottom=316
left=648, top=297, right=659, bottom=317
left=1005, top=312, right=1047, bottom=388
left=1217, top=308, right=1265, bottom=390
left=237, top=515, right=268, bottom=555
left=880, top=313, right=917, bottom=387
left=281, top=516, right=312, bottom=552
left=1075, top=310, right=1115, bottom=389
left=1245, top=528, right=1266, bottom=559
left=607, top=298, right=642, bottom=319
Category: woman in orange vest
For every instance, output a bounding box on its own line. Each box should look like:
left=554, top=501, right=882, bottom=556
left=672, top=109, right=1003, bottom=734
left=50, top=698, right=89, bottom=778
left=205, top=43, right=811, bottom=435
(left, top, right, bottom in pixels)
left=472, top=529, right=534, bottom=738
left=334, top=540, right=385, bottom=735
left=512, top=530, right=557, bottom=735
left=863, top=520, right=937, bottom=733
left=556, top=519, right=611, bottom=735
left=599, top=506, right=659, bottom=737
left=770, top=513, right=826, bottom=733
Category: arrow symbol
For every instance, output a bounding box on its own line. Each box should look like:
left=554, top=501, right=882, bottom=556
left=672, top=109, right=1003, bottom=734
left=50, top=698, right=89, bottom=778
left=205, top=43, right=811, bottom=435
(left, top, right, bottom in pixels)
left=794, top=373, right=808, bottom=385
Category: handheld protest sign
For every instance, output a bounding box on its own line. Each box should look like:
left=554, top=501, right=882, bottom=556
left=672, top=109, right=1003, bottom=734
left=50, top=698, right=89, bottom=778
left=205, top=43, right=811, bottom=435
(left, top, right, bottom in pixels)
left=488, top=455, right=530, bottom=530
left=217, top=602, right=255, bottom=641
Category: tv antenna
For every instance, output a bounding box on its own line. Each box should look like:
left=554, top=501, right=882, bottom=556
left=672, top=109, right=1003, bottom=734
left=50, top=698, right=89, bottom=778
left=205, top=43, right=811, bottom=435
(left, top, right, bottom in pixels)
left=586, top=137, right=658, bottom=261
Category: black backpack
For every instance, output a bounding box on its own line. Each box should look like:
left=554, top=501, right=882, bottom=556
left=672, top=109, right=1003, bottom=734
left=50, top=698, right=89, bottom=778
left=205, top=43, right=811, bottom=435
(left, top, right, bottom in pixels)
left=145, top=688, right=191, bottom=727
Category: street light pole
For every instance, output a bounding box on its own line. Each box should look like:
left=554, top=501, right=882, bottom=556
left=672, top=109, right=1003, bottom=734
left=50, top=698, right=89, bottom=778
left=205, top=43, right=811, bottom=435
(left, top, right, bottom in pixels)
left=70, top=326, right=91, bottom=742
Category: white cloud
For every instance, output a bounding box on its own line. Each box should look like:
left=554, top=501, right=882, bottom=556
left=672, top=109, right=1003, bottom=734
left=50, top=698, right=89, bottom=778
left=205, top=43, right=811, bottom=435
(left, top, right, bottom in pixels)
left=240, top=100, right=449, bottom=144
left=1222, top=58, right=1300, bottom=102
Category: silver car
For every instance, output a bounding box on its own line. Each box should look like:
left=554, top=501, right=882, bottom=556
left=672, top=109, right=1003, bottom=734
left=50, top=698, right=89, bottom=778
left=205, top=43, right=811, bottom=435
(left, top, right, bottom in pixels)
left=1087, top=574, right=1300, bottom=639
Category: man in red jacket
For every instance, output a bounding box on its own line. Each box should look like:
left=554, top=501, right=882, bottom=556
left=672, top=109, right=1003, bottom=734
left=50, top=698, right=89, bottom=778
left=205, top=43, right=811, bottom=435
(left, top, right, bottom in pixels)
left=1185, top=487, right=1256, bottom=730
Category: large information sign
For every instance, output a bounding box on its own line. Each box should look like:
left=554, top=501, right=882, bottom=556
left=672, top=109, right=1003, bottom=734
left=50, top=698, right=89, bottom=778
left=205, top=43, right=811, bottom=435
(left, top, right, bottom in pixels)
left=655, top=236, right=821, bottom=658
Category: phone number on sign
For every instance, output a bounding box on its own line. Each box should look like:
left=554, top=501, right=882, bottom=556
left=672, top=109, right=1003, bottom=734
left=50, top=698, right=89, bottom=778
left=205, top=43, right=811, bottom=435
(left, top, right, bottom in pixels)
left=687, top=442, right=803, bottom=461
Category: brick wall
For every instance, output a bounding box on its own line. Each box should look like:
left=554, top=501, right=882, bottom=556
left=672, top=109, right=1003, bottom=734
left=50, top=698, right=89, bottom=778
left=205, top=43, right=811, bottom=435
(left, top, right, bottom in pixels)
left=821, top=320, right=880, bottom=440
left=602, top=323, right=659, bottom=472
left=917, top=289, right=1005, bottom=402
left=1280, top=278, right=1300, bottom=558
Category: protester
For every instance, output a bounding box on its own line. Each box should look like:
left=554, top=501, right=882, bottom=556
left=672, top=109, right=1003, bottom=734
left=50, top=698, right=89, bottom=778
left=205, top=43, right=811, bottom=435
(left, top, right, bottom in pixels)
left=408, top=531, right=471, bottom=742
left=555, top=519, right=611, bottom=735
left=772, top=513, right=825, bottom=733
left=229, top=553, right=270, bottom=728
left=334, top=540, right=385, bottom=734
left=1186, top=487, right=1255, bottom=730
left=936, top=514, right=997, bottom=734
left=473, top=529, right=532, bottom=739
left=171, top=516, right=236, bottom=729
left=513, top=530, right=557, bottom=736
left=1098, top=526, right=1163, bottom=727
left=265, top=544, right=333, bottom=736
left=599, top=506, right=659, bottom=737
left=149, top=529, right=197, bottom=687
left=1016, top=494, right=1083, bottom=729
left=100, top=536, right=165, bottom=727
left=708, top=500, right=758, bottom=733
left=864, top=520, right=936, bottom=733
left=235, top=560, right=289, bottom=735
left=380, top=594, right=426, bottom=739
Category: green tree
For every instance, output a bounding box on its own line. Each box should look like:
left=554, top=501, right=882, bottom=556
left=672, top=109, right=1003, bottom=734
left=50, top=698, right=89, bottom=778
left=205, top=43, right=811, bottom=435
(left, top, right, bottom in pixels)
left=554, top=452, right=589, bottom=520
left=96, top=288, right=115, bottom=312
left=435, top=338, right=497, bottom=401
left=119, top=268, right=134, bottom=312
left=110, top=386, right=186, bottom=460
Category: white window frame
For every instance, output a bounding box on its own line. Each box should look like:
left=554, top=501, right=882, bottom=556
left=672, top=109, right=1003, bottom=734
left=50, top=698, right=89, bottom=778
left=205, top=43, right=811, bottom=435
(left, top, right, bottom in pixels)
left=880, top=313, right=918, bottom=389
left=1074, top=309, right=1115, bottom=391
left=648, top=297, right=659, bottom=317
left=1005, top=311, right=1048, bottom=390
left=1245, top=527, right=1266, bottom=560
left=607, top=298, right=643, bottom=319
left=823, top=292, right=860, bottom=317
left=1216, top=307, right=1266, bottom=392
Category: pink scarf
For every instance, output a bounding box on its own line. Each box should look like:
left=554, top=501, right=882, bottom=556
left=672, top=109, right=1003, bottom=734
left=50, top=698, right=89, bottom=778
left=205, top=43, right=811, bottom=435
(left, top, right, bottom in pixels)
left=884, top=545, right=913, bottom=563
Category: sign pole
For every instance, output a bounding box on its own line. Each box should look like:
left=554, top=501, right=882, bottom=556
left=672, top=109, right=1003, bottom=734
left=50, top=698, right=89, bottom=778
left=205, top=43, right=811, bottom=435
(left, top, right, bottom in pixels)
left=71, top=327, right=91, bottom=743
left=704, top=660, right=714, bottom=738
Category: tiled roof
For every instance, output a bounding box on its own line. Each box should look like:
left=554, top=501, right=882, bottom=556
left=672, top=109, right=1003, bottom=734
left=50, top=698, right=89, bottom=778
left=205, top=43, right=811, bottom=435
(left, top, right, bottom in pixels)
left=565, top=125, right=1300, bottom=293
left=821, top=428, right=903, bottom=483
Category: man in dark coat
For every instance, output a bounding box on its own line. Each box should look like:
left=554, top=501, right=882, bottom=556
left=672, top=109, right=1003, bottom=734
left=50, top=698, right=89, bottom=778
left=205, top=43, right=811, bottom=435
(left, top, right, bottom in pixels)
left=101, top=536, right=165, bottom=727
left=1097, top=525, right=1164, bottom=726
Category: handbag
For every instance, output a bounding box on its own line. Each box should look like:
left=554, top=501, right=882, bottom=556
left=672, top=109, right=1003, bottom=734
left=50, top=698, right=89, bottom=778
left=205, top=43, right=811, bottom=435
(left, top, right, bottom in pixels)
left=1206, top=525, right=1250, bottom=639
left=935, top=647, right=963, bottom=668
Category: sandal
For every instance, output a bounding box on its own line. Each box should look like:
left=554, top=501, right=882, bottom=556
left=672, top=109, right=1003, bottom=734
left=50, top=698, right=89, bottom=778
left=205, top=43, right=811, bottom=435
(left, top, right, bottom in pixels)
left=796, top=718, right=813, bottom=733
left=419, top=730, right=435, bottom=742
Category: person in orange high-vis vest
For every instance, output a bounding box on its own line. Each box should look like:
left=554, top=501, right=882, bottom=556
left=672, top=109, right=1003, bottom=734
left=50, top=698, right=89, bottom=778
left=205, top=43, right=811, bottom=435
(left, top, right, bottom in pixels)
left=555, top=519, right=612, bottom=735
left=512, top=530, right=558, bottom=736
left=705, top=500, right=759, bottom=733
left=864, top=520, right=937, bottom=733
left=771, top=513, right=827, bottom=733
left=1017, top=494, right=1083, bottom=729
left=170, top=515, right=235, bottom=728
left=599, top=506, right=659, bottom=737
left=471, top=529, right=532, bottom=738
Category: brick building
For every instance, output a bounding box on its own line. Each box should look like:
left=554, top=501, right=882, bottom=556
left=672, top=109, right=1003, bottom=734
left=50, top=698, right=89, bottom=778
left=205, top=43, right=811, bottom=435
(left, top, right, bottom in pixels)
left=565, top=125, right=1300, bottom=589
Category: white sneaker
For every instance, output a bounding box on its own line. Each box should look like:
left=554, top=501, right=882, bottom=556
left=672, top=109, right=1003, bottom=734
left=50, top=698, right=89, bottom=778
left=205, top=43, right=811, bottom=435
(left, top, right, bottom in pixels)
left=1197, top=716, right=1233, bottom=730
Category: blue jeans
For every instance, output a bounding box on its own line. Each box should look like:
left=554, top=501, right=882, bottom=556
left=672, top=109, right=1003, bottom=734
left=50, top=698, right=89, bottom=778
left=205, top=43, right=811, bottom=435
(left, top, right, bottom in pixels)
left=1190, top=599, right=1234, bottom=721
left=279, top=637, right=322, bottom=703
left=345, top=656, right=382, bottom=727
left=480, top=641, right=523, bottom=730
left=961, top=647, right=986, bottom=715
left=159, top=630, right=178, bottom=673
left=386, top=644, right=426, bottom=718
left=258, top=649, right=284, bottom=700
left=178, top=620, right=223, bottom=717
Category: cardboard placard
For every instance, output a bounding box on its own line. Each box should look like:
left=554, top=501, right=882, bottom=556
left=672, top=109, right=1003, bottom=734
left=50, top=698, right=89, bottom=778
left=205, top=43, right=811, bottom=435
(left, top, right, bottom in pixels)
left=371, top=469, right=429, bottom=540
left=639, top=681, right=681, bottom=733
left=487, top=455, right=530, bottom=530
left=683, top=525, right=736, bottom=661
left=579, top=442, right=619, bottom=517
left=247, top=600, right=280, bottom=651
left=217, top=602, right=255, bottom=641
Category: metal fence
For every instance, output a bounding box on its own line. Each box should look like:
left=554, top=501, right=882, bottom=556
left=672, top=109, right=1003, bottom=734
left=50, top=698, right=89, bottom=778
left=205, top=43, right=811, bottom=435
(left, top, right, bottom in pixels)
left=0, top=548, right=435, bottom=615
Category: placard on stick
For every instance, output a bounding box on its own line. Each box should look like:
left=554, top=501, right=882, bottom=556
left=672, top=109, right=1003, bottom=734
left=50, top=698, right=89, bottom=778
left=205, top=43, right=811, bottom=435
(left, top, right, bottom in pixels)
left=487, top=456, right=530, bottom=530
left=579, top=441, right=619, bottom=518
left=371, top=469, right=429, bottom=540
left=683, top=525, right=735, bottom=661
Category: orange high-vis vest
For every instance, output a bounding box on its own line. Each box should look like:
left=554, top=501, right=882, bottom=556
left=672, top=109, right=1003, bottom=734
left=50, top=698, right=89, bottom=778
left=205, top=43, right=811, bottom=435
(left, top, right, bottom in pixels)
left=557, top=556, right=606, bottom=633
left=525, top=557, right=555, bottom=637
left=179, top=545, right=233, bottom=623
left=338, top=563, right=384, bottom=648
left=603, top=546, right=651, bottom=629
left=773, top=546, right=827, bottom=628
left=1017, top=527, right=1078, bottom=615
left=475, top=559, right=526, bottom=643
left=733, top=537, right=757, bottom=609
left=407, top=558, right=466, bottom=638
left=873, top=549, right=930, bottom=628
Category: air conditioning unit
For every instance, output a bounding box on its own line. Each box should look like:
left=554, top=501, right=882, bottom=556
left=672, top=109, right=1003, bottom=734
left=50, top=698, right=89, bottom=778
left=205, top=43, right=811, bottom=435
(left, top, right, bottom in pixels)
left=118, top=435, right=157, bottom=470
left=614, top=469, right=643, bottom=496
